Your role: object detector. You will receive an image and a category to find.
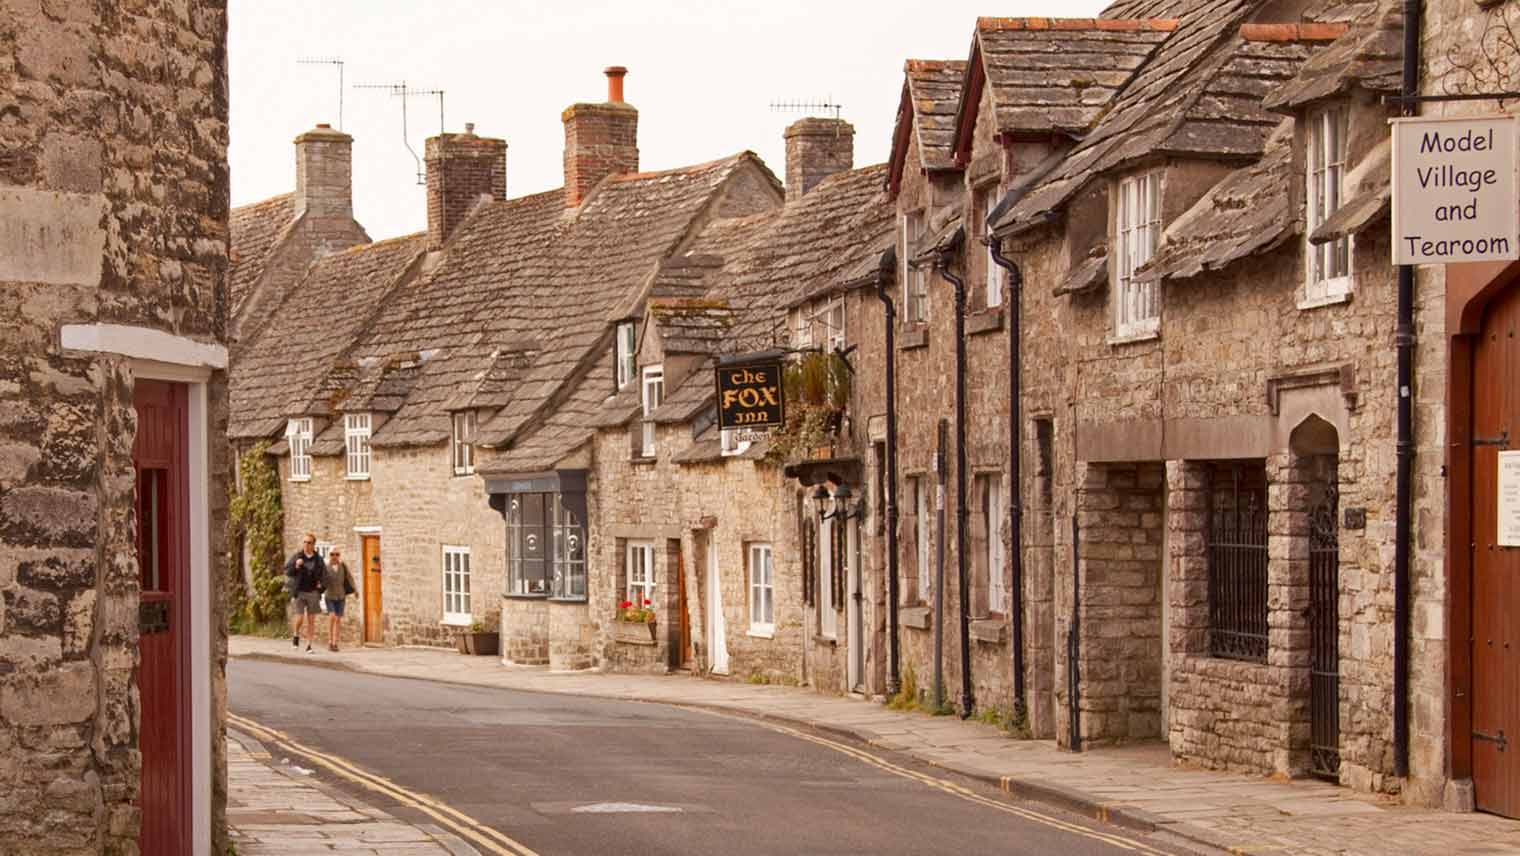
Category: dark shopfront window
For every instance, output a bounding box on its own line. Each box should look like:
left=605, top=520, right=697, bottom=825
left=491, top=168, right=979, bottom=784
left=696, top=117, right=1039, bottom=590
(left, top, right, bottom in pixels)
left=506, top=492, right=586, bottom=600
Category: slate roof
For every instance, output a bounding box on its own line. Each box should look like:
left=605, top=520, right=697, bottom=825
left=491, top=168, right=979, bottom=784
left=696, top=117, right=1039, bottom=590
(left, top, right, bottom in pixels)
left=228, top=193, right=294, bottom=319
left=1102, top=0, right=1214, bottom=17
left=1135, top=119, right=1296, bottom=283
left=959, top=18, right=1176, bottom=148
left=1263, top=2, right=1402, bottom=111
left=888, top=60, right=967, bottom=195
left=228, top=233, right=427, bottom=439
left=994, top=2, right=1342, bottom=237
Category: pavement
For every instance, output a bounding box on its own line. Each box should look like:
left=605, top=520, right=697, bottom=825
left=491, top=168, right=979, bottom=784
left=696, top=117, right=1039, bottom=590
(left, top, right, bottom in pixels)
left=229, top=635, right=1520, bottom=856
left=227, top=725, right=479, bottom=855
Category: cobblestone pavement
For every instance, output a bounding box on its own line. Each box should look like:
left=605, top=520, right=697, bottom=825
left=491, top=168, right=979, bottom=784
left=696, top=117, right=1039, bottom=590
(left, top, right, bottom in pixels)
left=228, top=728, right=477, bottom=855
left=230, top=636, right=1520, bottom=856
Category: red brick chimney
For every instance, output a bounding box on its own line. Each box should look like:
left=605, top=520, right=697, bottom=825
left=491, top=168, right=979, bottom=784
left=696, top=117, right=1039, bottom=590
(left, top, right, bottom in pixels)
left=294, top=123, right=353, bottom=219
left=425, top=123, right=507, bottom=250
left=562, top=66, right=639, bottom=208
left=784, top=118, right=854, bottom=203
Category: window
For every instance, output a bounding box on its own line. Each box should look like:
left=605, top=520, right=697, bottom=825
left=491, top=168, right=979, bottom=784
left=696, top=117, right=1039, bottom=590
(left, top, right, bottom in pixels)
left=1114, top=171, right=1161, bottom=337
left=901, top=210, right=928, bottom=323
left=1306, top=107, right=1351, bottom=301
left=344, top=412, right=372, bottom=479
left=442, top=545, right=471, bottom=624
left=626, top=541, right=655, bottom=606
left=314, top=541, right=333, bottom=562
left=506, top=492, right=585, bottom=599
left=793, top=306, right=813, bottom=349
left=616, top=321, right=637, bottom=389
left=914, top=476, right=931, bottom=602
left=1205, top=462, right=1268, bottom=663
left=286, top=417, right=313, bottom=481
left=818, top=517, right=837, bottom=638
left=980, top=476, right=1005, bottom=615
left=641, top=366, right=664, bottom=457
left=748, top=543, right=774, bottom=633
left=452, top=410, right=477, bottom=475
left=824, top=295, right=845, bottom=353
left=980, top=187, right=1002, bottom=309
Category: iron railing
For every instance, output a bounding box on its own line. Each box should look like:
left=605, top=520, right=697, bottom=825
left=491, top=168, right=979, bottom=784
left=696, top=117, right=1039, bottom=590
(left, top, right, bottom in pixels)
left=1206, top=463, right=1269, bottom=663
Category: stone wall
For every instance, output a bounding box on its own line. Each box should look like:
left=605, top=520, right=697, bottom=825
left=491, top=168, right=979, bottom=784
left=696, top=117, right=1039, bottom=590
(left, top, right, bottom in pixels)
left=0, top=2, right=232, bottom=852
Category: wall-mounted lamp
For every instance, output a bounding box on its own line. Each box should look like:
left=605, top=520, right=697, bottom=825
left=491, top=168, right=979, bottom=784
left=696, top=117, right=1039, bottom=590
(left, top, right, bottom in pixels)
left=814, top=483, right=864, bottom=522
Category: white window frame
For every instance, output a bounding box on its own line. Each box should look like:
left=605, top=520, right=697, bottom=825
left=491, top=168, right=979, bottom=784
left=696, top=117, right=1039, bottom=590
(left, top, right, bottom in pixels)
left=793, top=306, right=813, bottom=349
left=451, top=410, right=477, bottom=476
left=286, top=417, right=313, bottom=482
left=1114, top=171, right=1162, bottom=338
left=982, top=476, right=1005, bottom=616
left=626, top=541, right=656, bottom=606
left=344, top=412, right=372, bottom=479
left=915, top=476, right=930, bottom=602
left=819, top=517, right=837, bottom=639
left=901, top=210, right=928, bottom=324
left=442, top=545, right=471, bottom=625
left=824, top=294, right=846, bottom=353
left=1306, top=106, right=1352, bottom=302
left=616, top=321, right=637, bottom=389
left=640, top=366, right=664, bottom=457
left=980, top=186, right=1003, bottom=309
left=748, top=543, right=774, bottom=634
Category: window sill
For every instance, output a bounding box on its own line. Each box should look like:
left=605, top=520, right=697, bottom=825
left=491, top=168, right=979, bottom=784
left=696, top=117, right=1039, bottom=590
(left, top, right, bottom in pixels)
left=899, top=605, right=932, bottom=630
left=1107, top=327, right=1160, bottom=347
left=747, top=627, right=775, bottom=639
left=631, top=455, right=658, bottom=465
left=289, top=476, right=311, bottom=483
left=898, top=326, right=929, bottom=350
left=452, top=470, right=476, bottom=478
left=547, top=596, right=588, bottom=604
left=814, top=634, right=838, bottom=647
left=441, top=616, right=473, bottom=627
left=967, top=308, right=1004, bottom=336
left=503, top=593, right=550, bottom=601
left=344, top=475, right=371, bottom=481
left=1297, top=290, right=1352, bottom=311
left=970, top=617, right=1006, bottom=644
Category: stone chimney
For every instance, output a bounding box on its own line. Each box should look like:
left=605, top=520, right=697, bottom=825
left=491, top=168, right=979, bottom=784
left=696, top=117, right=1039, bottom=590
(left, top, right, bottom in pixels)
left=294, top=123, right=353, bottom=220
left=562, top=66, right=639, bottom=208
left=784, top=118, right=854, bottom=203
left=425, top=123, right=507, bottom=250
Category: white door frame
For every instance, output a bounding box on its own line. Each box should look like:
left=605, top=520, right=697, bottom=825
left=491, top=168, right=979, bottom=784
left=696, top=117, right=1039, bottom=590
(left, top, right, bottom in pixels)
left=707, top=538, right=729, bottom=675
left=847, top=517, right=864, bottom=692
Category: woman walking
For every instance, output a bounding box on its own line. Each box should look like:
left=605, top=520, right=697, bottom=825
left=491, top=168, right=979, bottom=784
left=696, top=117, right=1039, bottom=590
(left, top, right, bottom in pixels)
left=322, top=547, right=357, bottom=652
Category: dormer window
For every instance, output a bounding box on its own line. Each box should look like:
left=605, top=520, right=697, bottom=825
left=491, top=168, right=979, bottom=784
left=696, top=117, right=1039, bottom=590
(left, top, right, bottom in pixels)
left=344, top=413, right=371, bottom=479
left=615, top=321, right=637, bottom=389
left=452, top=410, right=477, bottom=476
left=286, top=417, right=313, bottom=481
left=1114, top=171, right=1162, bottom=338
left=641, top=366, right=664, bottom=457
left=978, top=186, right=1002, bottom=309
left=1306, top=106, right=1351, bottom=301
left=901, top=210, right=928, bottom=323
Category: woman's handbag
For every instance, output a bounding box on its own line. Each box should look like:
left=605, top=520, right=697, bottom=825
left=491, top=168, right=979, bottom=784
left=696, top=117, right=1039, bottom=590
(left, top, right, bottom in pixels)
left=342, top=565, right=356, bottom=597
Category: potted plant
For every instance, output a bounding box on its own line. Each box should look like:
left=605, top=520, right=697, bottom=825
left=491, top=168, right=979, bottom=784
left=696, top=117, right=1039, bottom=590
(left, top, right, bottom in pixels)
left=612, top=598, right=657, bottom=645
left=455, top=619, right=499, bottom=656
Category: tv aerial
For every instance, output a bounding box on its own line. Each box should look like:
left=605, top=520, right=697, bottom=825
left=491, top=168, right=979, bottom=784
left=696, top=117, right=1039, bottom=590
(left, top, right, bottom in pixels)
left=296, top=57, right=345, bottom=130
left=353, top=81, right=446, bottom=185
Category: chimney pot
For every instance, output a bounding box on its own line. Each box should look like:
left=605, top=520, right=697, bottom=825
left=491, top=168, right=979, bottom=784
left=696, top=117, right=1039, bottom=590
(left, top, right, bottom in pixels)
left=465, top=122, right=475, bottom=135
left=316, top=122, right=331, bottom=129
left=604, top=66, right=628, bottom=103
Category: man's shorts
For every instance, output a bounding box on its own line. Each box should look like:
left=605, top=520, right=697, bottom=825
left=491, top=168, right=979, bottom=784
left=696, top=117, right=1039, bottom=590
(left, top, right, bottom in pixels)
left=292, top=591, right=322, bottom=615
left=325, top=597, right=345, bottom=618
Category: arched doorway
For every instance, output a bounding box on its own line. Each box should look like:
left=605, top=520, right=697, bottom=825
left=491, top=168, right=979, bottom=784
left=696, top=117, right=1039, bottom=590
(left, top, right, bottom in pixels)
left=1291, top=414, right=1341, bottom=781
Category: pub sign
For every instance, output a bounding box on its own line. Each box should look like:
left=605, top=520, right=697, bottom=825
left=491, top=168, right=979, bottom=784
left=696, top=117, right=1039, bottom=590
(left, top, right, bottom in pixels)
left=715, top=356, right=784, bottom=430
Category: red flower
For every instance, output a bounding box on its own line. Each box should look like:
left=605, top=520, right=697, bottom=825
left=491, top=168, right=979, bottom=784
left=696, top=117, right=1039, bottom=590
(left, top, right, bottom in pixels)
left=619, top=600, right=633, bottom=609
left=642, top=598, right=651, bottom=606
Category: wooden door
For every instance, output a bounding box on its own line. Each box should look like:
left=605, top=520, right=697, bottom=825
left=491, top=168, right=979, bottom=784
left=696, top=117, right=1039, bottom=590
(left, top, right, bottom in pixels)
left=1472, top=283, right=1520, bottom=817
left=362, top=535, right=383, bottom=644
left=674, top=542, right=692, bottom=668
left=133, top=380, right=191, bottom=855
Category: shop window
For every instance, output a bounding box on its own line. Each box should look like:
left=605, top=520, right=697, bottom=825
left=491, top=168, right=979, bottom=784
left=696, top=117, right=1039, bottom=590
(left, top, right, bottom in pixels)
left=506, top=492, right=586, bottom=600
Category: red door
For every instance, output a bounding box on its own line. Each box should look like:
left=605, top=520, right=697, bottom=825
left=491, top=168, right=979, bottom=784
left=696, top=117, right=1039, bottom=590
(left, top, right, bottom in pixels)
left=133, top=379, right=192, bottom=854
left=1471, top=285, right=1520, bottom=818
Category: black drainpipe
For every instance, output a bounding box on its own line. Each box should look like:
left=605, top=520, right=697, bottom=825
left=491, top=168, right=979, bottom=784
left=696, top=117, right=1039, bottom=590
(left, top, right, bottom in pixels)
left=937, top=241, right=974, bottom=718
left=989, top=240, right=1026, bottom=721
left=1069, top=511, right=1081, bottom=751
left=1394, top=0, right=1422, bottom=780
left=875, top=250, right=902, bottom=697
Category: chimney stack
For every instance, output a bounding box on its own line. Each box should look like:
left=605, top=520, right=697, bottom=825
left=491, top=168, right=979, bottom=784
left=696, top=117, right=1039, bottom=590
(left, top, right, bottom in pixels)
left=424, top=124, right=507, bottom=251
left=784, top=118, right=854, bottom=203
left=562, top=66, right=639, bottom=208
left=294, top=123, right=354, bottom=220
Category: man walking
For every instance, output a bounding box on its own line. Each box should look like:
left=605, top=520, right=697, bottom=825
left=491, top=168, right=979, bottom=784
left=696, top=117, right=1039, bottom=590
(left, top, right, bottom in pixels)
left=285, top=533, right=326, bottom=652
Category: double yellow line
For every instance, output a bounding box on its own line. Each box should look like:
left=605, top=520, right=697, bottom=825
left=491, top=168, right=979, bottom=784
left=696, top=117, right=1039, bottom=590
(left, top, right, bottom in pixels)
left=228, top=712, right=539, bottom=856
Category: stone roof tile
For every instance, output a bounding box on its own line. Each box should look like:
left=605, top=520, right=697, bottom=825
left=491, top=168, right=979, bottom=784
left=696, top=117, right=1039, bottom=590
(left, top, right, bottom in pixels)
left=1263, top=1, right=1401, bottom=112
left=228, top=193, right=294, bottom=317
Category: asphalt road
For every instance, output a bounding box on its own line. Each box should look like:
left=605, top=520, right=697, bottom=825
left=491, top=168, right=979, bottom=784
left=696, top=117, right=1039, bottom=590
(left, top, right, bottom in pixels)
left=228, top=659, right=1196, bottom=856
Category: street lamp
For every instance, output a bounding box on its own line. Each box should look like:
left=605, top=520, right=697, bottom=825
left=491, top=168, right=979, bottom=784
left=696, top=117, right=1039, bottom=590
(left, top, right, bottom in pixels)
left=814, top=483, right=862, bottom=521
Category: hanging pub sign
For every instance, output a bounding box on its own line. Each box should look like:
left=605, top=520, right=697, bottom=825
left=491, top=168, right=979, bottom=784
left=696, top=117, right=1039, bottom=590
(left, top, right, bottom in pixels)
left=715, top=352, right=785, bottom=430
left=1391, top=114, right=1519, bottom=265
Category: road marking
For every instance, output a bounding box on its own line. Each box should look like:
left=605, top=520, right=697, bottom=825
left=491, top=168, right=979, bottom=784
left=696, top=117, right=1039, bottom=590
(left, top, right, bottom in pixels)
left=571, top=802, right=684, bottom=814
left=674, top=706, right=1176, bottom=856
left=229, top=713, right=539, bottom=856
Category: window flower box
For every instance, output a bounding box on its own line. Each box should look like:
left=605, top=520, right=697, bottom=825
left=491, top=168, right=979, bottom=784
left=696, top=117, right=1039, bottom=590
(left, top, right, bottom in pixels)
left=612, top=620, right=658, bottom=646
left=455, top=631, right=499, bottom=656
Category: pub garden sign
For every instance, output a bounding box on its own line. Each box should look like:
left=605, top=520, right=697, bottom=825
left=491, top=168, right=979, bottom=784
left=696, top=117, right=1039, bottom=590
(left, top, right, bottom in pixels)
left=715, top=352, right=784, bottom=431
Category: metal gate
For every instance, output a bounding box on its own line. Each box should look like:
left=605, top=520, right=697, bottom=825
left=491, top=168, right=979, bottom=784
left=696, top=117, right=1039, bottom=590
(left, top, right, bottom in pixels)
left=1309, top=471, right=1340, bottom=780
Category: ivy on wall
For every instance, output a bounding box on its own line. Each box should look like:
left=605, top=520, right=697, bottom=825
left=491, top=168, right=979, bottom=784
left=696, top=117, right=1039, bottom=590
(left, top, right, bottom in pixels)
left=227, top=442, right=287, bottom=626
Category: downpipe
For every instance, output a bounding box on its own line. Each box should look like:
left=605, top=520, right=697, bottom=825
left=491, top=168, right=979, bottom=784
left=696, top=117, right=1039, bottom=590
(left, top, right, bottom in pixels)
left=934, top=419, right=948, bottom=709
left=990, top=240, right=1026, bottom=722
left=1069, top=512, right=1082, bottom=751
left=937, top=252, right=975, bottom=718
left=875, top=261, right=903, bottom=698
left=1394, top=0, right=1421, bottom=780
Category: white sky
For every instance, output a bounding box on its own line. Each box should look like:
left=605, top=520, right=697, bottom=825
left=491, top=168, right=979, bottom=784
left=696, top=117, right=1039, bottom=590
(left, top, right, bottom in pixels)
left=230, top=1, right=1108, bottom=240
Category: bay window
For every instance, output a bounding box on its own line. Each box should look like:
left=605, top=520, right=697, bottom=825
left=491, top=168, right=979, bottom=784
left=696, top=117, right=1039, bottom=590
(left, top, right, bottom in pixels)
left=504, top=490, right=586, bottom=600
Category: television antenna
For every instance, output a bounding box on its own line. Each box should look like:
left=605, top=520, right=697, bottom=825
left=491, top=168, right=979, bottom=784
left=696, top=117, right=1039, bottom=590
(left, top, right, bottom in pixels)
left=769, top=96, right=843, bottom=120
left=296, top=57, right=345, bottom=130
left=353, top=81, right=446, bottom=185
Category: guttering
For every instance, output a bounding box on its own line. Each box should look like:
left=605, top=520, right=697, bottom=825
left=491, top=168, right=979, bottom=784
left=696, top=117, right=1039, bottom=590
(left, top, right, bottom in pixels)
left=1393, top=0, right=1422, bottom=780
left=989, top=239, right=1026, bottom=720
left=874, top=247, right=903, bottom=696
left=935, top=238, right=975, bottom=717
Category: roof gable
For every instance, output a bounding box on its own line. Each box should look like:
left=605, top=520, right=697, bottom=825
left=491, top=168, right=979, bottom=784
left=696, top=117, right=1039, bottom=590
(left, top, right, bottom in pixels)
left=888, top=59, right=968, bottom=195
left=228, top=193, right=294, bottom=318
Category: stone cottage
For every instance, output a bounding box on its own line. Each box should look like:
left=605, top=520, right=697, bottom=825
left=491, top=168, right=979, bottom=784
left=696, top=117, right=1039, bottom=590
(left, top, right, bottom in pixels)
left=2, top=2, right=232, bottom=854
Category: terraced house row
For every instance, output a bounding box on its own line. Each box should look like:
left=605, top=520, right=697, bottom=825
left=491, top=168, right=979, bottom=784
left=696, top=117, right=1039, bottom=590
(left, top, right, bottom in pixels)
left=228, top=0, right=1520, bottom=819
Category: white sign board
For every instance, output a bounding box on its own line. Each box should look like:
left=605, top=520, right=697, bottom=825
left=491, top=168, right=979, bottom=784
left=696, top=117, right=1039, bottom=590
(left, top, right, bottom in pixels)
left=1498, top=451, right=1520, bottom=547
left=1391, top=115, right=1519, bottom=265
